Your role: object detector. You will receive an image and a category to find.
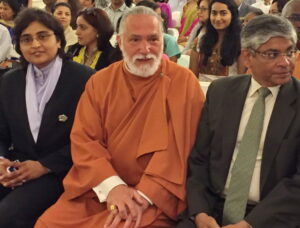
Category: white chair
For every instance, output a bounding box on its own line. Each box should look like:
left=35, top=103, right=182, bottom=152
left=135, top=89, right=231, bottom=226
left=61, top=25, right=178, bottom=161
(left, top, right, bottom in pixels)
left=177, top=54, right=190, bottom=68
left=199, top=81, right=210, bottom=96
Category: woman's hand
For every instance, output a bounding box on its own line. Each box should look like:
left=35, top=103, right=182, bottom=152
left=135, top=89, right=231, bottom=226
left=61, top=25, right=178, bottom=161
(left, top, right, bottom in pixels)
left=0, top=160, right=49, bottom=188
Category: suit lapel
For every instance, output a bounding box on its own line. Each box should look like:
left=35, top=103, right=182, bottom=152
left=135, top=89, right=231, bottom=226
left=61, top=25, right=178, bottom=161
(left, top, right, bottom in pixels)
left=260, top=79, right=297, bottom=190
left=220, top=76, right=250, bottom=184
left=14, top=70, right=37, bottom=146
left=35, top=62, right=68, bottom=144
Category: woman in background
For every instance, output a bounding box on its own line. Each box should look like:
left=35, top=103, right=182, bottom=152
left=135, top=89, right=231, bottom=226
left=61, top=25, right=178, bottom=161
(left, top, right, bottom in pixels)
left=0, top=8, right=94, bottom=228
left=52, top=2, right=77, bottom=51
left=181, top=0, right=209, bottom=54
left=189, top=0, right=242, bottom=81
left=55, top=0, right=80, bottom=29
left=68, top=7, right=120, bottom=70
left=0, top=0, right=21, bottom=36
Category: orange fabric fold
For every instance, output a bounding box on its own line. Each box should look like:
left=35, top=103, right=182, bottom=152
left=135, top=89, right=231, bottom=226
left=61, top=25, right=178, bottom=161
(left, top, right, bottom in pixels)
left=36, top=59, right=205, bottom=227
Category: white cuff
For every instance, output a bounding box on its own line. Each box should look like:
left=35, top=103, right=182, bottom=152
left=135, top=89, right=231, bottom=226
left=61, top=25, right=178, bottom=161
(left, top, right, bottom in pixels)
left=137, top=190, right=153, bottom=205
left=93, top=176, right=127, bottom=203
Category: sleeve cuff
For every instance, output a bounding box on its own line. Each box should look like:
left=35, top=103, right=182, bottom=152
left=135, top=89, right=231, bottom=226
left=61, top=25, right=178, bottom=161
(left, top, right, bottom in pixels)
left=93, top=175, right=127, bottom=203
left=137, top=190, right=153, bottom=205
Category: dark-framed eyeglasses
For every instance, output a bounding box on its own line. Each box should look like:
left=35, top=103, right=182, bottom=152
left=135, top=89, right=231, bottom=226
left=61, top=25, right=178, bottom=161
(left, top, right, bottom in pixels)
left=285, top=15, right=300, bottom=22
left=249, top=48, right=298, bottom=60
left=197, top=7, right=208, bottom=12
left=20, top=32, right=55, bottom=45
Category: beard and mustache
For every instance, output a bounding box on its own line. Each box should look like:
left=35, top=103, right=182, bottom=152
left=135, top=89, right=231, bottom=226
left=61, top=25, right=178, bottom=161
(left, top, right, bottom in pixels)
left=120, top=43, right=163, bottom=78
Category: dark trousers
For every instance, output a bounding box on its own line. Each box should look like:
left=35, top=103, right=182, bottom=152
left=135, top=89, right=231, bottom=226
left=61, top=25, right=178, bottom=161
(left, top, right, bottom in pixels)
left=0, top=174, right=64, bottom=228
left=176, top=198, right=255, bottom=228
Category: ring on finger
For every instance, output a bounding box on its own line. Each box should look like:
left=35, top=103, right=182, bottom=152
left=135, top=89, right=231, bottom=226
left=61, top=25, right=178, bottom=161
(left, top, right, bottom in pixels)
left=109, top=204, right=118, bottom=212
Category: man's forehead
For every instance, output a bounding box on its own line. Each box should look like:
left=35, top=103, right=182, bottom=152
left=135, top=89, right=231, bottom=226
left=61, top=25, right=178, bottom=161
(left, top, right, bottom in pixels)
left=258, top=36, right=294, bottom=50
left=124, top=14, right=161, bottom=32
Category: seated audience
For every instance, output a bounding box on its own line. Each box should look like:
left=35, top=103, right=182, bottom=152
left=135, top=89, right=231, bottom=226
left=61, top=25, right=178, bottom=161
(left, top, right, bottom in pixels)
left=282, top=0, right=300, bottom=78
left=242, top=9, right=264, bottom=26
left=251, top=0, right=271, bottom=14
left=104, top=0, right=129, bottom=30
left=0, top=8, right=94, bottom=228
left=269, top=0, right=289, bottom=14
left=68, top=7, right=120, bottom=70
left=189, top=0, right=242, bottom=81
left=43, top=0, right=55, bottom=13
left=179, top=0, right=199, bottom=39
left=56, top=0, right=80, bottom=29
left=52, top=2, right=77, bottom=51
left=154, top=0, right=173, bottom=28
left=35, top=6, right=204, bottom=228
left=181, top=0, right=209, bottom=54
left=234, top=0, right=260, bottom=18
left=0, top=24, right=11, bottom=62
left=177, top=14, right=300, bottom=228
left=0, top=0, right=21, bottom=37
left=137, top=0, right=181, bottom=62
left=79, top=0, right=95, bottom=8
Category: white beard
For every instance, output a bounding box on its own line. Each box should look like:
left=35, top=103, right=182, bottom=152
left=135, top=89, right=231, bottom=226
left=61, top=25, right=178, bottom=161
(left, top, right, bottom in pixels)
left=121, top=48, right=163, bottom=78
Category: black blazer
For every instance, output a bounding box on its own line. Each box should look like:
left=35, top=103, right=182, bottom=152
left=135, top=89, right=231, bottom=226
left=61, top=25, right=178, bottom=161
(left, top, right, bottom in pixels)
left=67, top=43, right=122, bottom=71
left=0, top=60, right=94, bottom=176
left=187, top=75, right=300, bottom=227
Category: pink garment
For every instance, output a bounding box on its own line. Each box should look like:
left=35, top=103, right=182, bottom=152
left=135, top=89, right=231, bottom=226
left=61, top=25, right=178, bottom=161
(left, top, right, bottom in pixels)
left=159, top=2, right=173, bottom=28
left=162, top=53, right=169, bottom=59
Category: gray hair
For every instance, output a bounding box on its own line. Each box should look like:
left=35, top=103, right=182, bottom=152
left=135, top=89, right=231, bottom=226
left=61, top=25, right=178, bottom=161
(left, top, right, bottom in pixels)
left=282, top=0, right=300, bottom=16
left=241, top=14, right=297, bottom=50
left=118, top=6, right=164, bottom=36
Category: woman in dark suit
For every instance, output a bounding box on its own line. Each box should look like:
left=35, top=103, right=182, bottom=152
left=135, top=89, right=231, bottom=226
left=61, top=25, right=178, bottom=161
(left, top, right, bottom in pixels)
left=0, top=8, right=94, bottom=228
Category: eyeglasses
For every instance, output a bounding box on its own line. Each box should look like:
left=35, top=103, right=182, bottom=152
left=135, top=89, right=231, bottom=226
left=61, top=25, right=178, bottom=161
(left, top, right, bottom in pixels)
left=20, top=32, right=55, bottom=45
left=285, top=15, right=300, bottom=22
left=249, top=48, right=298, bottom=60
left=197, top=7, right=208, bottom=12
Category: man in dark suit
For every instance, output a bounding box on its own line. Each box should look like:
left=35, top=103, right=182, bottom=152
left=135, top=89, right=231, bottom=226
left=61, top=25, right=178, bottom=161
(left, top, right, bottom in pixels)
left=177, top=15, right=300, bottom=228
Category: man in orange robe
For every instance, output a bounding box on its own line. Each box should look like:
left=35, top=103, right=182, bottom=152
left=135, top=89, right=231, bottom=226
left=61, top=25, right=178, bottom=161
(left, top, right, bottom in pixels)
left=35, top=6, right=205, bottom=228
left=282, top=0, right=300, bottom=79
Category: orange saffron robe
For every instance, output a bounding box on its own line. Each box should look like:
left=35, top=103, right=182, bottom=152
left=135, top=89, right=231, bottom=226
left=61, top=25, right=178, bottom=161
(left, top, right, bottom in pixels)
left=35, top=59, right=205, bottom=228
left=293, top=52, right=300, bottom=80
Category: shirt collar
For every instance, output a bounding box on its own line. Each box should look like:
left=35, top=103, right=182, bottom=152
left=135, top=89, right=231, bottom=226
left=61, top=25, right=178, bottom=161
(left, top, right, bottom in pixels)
left=248, top=76, right=280, bottom=98
left=108, top=3, right=128, bottom=11
left=33, top=56, right=58, bottom=81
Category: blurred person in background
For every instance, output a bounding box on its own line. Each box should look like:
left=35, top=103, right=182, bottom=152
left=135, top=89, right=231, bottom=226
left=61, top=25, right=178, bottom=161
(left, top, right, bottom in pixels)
left=52, top=2, right=77, bottom=51
left=180, top=0, right=209, bottom=54
left=68, top=7, right=121, bottom=70
left=282, top=0, right=300, bottom=78
left=189, top=0, right=243, bottom=81
left=0, top=0, right=21, bottom=37
left=55, top=0, right=80, bottom=29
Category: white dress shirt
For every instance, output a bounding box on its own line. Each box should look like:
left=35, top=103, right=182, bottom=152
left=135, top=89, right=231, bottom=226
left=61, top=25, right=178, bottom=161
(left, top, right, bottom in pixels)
left=224, top=77, right=280, bottom=203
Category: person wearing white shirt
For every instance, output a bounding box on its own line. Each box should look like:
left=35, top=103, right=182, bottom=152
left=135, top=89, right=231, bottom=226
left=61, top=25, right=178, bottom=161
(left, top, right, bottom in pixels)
left=0, top=23, right=11, bottom=62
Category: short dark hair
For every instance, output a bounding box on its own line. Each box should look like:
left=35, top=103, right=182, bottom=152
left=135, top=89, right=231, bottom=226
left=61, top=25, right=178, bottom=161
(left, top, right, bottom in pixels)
left=13, top=8, right=66, bottom=65
left=51, top=2, right=72, bottom=13
left=77, top=7, right=114, bottom=51
left=136, top=0, right=160, bottom=10
left=0, top=0, right=21, bottom=19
